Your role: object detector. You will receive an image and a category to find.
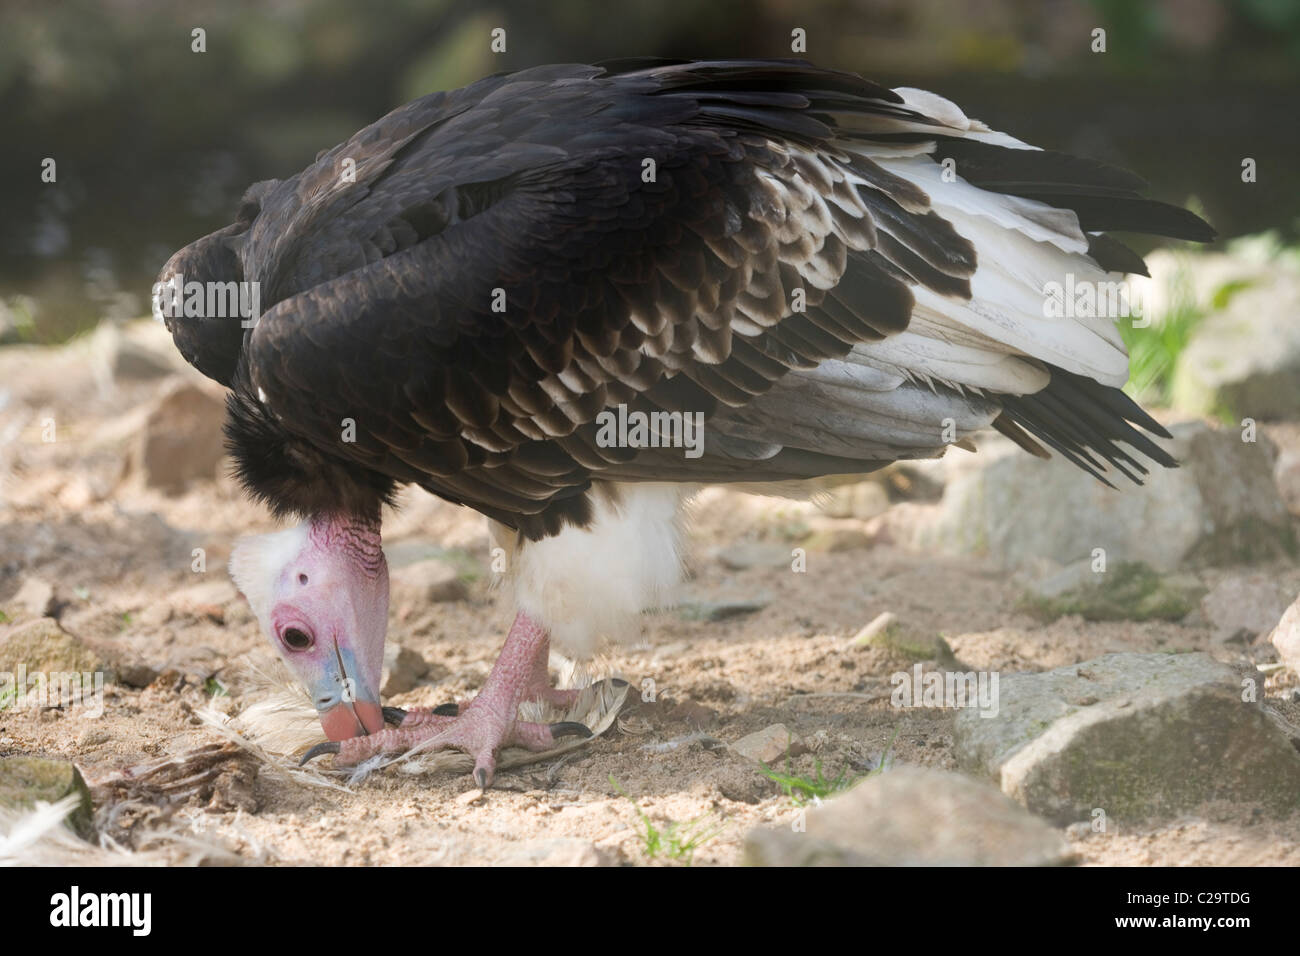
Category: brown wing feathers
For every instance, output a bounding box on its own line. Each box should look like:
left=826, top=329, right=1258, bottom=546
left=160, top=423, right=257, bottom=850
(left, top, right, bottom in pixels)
left=158, top=60, right=1210, bottom=539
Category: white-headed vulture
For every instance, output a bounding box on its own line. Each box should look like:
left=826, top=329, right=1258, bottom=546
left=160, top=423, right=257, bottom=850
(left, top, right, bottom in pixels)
left=159, top=59, right=1214, bottom=786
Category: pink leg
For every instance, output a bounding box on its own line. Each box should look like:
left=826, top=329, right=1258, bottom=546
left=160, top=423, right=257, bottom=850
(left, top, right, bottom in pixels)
left=303, top=613, right=590, bottom=787
left=412, top=627, right=579, bottom=717
left=523, top=636, right=583, bottom=710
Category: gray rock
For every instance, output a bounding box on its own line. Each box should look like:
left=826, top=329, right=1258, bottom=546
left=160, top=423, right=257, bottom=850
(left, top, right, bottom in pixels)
left=801, top=516, right=873, bottom=553
left=717, top=543, right=793, bottom=571
left=1276, top=449, right=1300, bottom=517
left=744, top=765, right=1071, bottom=866
left=677, top=596, right=770, bottom=622
left=91, top=322, right=177, bottom=383
left=815, top=479, right=891, bottom=519
left=954, top=652, right=1300, bottom=823
left=1172, top=272, right=1300, bottom=420
left=1026, top=560, right=1098, bottom=600
left=911, top=422, right=1294, bottom=571
left=850, top=611, right=898, bottom=645
left=133, top=381, right=226, bottom=492
left=0, top=619, right=108, bottom=682
left=389, top=559, right=468, bottom=607
left=1200, top=573, right=1291, bottom=640
left=1022, top=561, right=1204, bottom=623
left=1064, top=821, right=1095, bottom=841
left=850, top=612, right=955, bottom=663
left=6, top=577, right=54, bottom=618
left=170, top=577, right=239, bottom=614
left=731, top=724, right=801, bottom=764
left=0, top=756, right=94, bottom=838
left=1271, top=596, right=1300, bottom=674
left=116, top=662, right=160, bottom=689
left=381, top=643, right=430, bottom=697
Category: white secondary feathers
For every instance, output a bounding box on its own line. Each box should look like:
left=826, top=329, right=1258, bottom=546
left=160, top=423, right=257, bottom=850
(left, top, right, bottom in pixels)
left=846, top=331, right=1051, bottom=395
left=888, top=154, right=1088, bottom=253
left=892, top=86, right=1037, bottom=150
left=833, top=87, right=1133, bottom=394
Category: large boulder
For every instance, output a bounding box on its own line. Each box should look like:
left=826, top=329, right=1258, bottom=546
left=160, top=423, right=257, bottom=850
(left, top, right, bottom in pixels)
left=744, top=765, right=1071, bottom=866
left=954, top=652, right=1300, bottom=824
left=130, top=380, right=226, bottom=492
left=1171, top=270, right=1300, bottom=421
left=908, top=422, right=1293, bottom=571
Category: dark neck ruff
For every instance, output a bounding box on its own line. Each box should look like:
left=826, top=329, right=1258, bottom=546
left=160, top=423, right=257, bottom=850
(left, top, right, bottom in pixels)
left=224, top=366, right=396, bottom=522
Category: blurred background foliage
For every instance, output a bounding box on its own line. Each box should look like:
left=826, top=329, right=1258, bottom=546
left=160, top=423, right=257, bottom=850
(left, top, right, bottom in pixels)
left=1, top=0, right=1297, bottom=342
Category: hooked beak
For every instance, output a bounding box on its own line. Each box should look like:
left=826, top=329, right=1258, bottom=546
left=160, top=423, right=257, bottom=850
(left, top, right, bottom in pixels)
left=311, top=640, right=385, bottom=741
left=319, top=698, right=385, bottom=741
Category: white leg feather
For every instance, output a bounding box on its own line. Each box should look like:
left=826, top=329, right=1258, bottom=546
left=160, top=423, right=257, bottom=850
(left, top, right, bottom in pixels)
left=507, top=482, right=687, bottom=657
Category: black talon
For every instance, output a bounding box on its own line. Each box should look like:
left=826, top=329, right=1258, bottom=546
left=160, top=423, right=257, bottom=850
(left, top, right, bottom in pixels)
left=433, top=702, right=460, bottom=716
left=382, top=706, right=407, bottom=726
left=550, top=721, right=593, bottom=740
left=474, top=767, right=489, bottom=789
left=300, top=742, right=340, bottom=766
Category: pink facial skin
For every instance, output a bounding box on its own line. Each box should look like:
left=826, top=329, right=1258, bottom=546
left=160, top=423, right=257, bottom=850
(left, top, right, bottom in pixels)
left=268, top=514, right=389, bottom=741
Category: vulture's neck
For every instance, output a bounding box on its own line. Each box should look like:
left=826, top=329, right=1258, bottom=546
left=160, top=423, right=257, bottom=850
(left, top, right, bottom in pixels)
left=308, top=512, right=386, bottom=577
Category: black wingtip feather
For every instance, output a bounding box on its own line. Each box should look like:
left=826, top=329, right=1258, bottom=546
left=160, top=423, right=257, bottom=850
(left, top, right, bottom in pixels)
left=996, top=366, right=1178, bottom=486
left=930, top=139, right=1215, bottom=245
left=1086, top=233, right=1150, bottom=277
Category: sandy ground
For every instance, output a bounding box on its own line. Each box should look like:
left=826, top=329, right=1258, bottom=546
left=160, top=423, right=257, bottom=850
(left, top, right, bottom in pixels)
left=2, top=362, right=1300, bottom=866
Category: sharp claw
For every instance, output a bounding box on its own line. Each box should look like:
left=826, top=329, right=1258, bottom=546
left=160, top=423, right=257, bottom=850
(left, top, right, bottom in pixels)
left=300, top=742, right=341, bottom=766
left=550, top=721, right=593, bottom=740
left=474, top=767, right=489, bottom=789
left=433, top=702, right=460, bottom=716
left=382, top=706, right=407, bottom=726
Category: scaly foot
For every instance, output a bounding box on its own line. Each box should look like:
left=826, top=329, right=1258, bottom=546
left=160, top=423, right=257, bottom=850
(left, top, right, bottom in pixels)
left=302, top=612, right=591, bottom=787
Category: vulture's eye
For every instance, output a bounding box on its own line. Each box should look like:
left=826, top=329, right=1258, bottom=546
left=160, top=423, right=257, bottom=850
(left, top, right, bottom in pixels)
left=282, top=628, right=313, bottom=651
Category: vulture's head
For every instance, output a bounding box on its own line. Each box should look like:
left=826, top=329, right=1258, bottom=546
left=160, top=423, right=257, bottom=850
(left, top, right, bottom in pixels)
left=229, top=514, right=389, bottom=741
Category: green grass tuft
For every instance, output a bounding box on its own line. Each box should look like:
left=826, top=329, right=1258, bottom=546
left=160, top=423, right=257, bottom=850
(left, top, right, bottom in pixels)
left=610, top=776, right=724, bottom=865
left=758, top=728, right=899, bottom=806
left=1121, top=267, right=1206, bottom=406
